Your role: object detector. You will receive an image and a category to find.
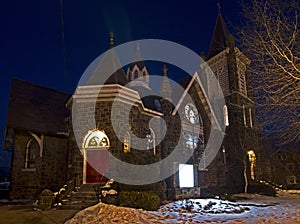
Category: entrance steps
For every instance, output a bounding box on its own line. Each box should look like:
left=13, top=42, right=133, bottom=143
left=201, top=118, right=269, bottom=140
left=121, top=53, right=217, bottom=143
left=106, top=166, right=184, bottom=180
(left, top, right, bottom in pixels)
left=257, top=179, right=284, bottom=192
left=58, top=183, right=99, bottom=210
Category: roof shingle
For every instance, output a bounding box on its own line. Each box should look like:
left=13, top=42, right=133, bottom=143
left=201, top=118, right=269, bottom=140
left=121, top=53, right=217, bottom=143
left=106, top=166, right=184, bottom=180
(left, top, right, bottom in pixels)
left=6, top=78, right=70, bottom=135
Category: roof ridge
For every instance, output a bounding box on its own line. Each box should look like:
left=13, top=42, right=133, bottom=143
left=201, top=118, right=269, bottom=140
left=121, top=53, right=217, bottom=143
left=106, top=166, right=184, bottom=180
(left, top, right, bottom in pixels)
left=12, top=77, right=70, bottom=96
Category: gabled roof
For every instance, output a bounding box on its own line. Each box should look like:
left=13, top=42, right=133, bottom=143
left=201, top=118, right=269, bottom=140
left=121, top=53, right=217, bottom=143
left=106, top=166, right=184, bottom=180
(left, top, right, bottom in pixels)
left=172, top=72, right=222, bottom=131
left=208, top=12, right=231, bottom=59
left=5, top=78, right=70, bottom=135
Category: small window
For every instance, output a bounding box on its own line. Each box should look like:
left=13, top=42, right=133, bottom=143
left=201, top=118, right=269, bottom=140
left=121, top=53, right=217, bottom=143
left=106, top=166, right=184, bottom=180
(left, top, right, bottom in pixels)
left=146, top=129, right=156, bottom=155
left=154, top=99, right=162, bottom=112
left=25, top=138, right=39, bottom=169
left=133, top=70, right=139, bottom=80
left=286, top=163, right=295, bottom=171
left=277, top=153, right=287, bottom=160
left=287, top=176, right=298, bottom=184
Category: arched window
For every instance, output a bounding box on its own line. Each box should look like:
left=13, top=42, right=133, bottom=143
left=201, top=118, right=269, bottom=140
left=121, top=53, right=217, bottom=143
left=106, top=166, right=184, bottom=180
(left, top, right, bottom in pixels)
left=123, top=132, right=130, bottom=153
left=25, top=138, right=39, bottom=169
left=84, top=130, right=110, bottom=148
left=184, top=104, right=199, bottom=124
left=223, top=105, right=229, bottom=126
left=247, top=150, right=256, bottom=180
left=146, top=129, right=156, bottom=155
left=133, top=70, right=139, bottom=80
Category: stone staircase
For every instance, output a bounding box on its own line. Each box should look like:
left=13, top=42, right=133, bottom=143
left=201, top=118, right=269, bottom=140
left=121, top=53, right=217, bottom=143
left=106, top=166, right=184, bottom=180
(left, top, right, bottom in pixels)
left=257, top=179, right=284, bottom=192
left=58, top=184, right=99, bottom=210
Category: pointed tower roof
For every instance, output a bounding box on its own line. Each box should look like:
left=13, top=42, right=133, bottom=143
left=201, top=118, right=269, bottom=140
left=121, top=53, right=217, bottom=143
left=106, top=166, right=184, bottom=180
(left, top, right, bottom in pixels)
left=208, top=4, right=231, bottom=59
left=128, top=43, right=146, bottom=70
left=87, top=32, right=128, bottom=86
left=160, top=64, right=172, bottom=101
left=126, top=43, right=151, bottom=89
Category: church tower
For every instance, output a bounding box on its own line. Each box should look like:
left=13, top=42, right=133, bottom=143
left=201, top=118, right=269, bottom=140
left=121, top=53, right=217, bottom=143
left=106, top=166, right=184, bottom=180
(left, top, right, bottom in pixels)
left=204, top=6, right=268, bottom=191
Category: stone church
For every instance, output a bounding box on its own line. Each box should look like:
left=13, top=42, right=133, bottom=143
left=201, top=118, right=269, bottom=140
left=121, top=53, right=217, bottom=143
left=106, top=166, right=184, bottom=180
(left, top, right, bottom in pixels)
left=3, top=12, right=270, bottom=200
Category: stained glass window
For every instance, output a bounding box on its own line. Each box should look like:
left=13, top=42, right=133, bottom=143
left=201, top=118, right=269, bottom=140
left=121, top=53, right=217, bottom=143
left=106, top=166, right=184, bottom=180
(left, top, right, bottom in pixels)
left=88, top=137, right=99, bottom=147
left=184, top=104, right=199, bottom=124
left=84, top=130, right=110, bottom=148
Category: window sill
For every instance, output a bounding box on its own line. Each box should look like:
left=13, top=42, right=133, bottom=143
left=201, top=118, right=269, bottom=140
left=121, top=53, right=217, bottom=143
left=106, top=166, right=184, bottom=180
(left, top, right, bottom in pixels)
left=22, top=168, right=36, bottom=172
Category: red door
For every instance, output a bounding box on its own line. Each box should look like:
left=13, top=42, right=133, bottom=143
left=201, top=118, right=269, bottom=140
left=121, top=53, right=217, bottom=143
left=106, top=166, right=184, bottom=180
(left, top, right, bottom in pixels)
left=86, top=149, right=108, bottom=183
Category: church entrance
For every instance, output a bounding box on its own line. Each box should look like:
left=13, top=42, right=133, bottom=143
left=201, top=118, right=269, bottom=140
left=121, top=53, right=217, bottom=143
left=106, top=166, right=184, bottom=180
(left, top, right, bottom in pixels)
left=83, top=130, right=110, bottom=183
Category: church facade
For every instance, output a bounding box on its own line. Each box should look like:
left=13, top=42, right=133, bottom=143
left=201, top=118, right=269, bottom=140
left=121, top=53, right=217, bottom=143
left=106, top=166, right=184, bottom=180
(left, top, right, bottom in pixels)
left=3, top=13, right=270, bottom=200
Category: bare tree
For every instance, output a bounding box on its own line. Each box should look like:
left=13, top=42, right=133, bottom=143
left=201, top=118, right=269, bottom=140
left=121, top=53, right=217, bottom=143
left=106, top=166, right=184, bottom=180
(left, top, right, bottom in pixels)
left=238, top=0, right=300, bottom=145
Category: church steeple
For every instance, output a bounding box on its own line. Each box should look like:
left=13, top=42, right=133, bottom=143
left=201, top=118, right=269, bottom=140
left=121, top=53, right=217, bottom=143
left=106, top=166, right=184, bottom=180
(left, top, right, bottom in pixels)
left=130, top=43, right=145, bottom=70
left=160, top=64, right=172, bottom=102
left=87, top=32, right=128, bottom=85
left=126, top=43, right=150, bottom=89
left=208, top=4, right=232, bottom=59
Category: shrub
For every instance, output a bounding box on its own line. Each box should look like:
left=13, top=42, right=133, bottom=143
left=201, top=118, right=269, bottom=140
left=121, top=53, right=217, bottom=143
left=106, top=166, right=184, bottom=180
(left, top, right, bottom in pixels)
left=247, top=182, right=277, bottom=196
left=118, top=191, right=161, bottom=211
left=38, top=189, right=55, bottom=210
left=200, top=187, right=233, bottom=200
left=118, top=181, right=166, bottom=201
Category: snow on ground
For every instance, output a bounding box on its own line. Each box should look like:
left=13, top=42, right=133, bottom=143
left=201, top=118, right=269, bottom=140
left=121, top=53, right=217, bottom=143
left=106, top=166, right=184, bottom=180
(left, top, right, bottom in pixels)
left=65, top=192, right=300, bottom=224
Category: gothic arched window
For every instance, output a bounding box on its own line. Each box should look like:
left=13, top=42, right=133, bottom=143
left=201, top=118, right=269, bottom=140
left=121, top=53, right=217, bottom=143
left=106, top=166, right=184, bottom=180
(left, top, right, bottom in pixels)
left=223, top=105, right=229, bottom=126
left=25, top=138, right=39, bottom=169
left=146, top=129, right=156, bottom=155
left=133, top=70, right=139, bottom=80
left=123, top=132, right=130, bottom=153
left=84, top=130, right=110, bottom=148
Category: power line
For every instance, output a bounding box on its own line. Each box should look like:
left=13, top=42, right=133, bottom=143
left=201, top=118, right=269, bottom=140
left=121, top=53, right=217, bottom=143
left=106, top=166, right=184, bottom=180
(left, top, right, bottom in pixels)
left=59, top=0, right=69, bottom=92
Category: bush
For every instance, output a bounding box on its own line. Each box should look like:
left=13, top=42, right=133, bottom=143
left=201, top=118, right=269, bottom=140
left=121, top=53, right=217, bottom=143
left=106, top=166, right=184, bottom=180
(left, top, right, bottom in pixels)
left=118, top=181, right=166, bottom=201
left=248, top=182, right=277, bottom=196
left=38, top=189, right=55, bottom=210
left=118, top=191, right=161, bottom=211
left=200, top=187, right=233, bottom=200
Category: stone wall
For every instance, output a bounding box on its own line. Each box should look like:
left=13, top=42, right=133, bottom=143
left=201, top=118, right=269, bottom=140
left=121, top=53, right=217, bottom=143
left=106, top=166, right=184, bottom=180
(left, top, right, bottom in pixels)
left=69, top=88, right=164, bottom=186
left=10, top=130, right=68, bottom=199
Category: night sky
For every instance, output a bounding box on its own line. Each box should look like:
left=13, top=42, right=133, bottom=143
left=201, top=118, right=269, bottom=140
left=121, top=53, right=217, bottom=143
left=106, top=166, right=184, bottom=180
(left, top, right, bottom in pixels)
left=0, top=0, right=243, bottom=166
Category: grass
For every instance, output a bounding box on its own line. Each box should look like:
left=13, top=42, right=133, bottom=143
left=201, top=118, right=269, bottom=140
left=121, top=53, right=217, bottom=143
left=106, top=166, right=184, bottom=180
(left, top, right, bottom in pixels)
left=0, top=205, right=79, bottom=224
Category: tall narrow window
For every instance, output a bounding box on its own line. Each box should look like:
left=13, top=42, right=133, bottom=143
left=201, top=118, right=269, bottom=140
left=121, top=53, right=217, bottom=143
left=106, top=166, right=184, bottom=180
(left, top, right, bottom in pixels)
left=237, top=58, right=247, bottom=97
left=249, top=108, right=253, bottom=128
left=223, top=105, right=229, bottom=126
left=133, top=70, right=139, bottom=80
left=25, top=138, right=39, bottom=169
left=123, top=132, right=130, bottom=153
left=146, top=129, right=156, bottom=155
left=243, top=105, right=247, bottom=126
